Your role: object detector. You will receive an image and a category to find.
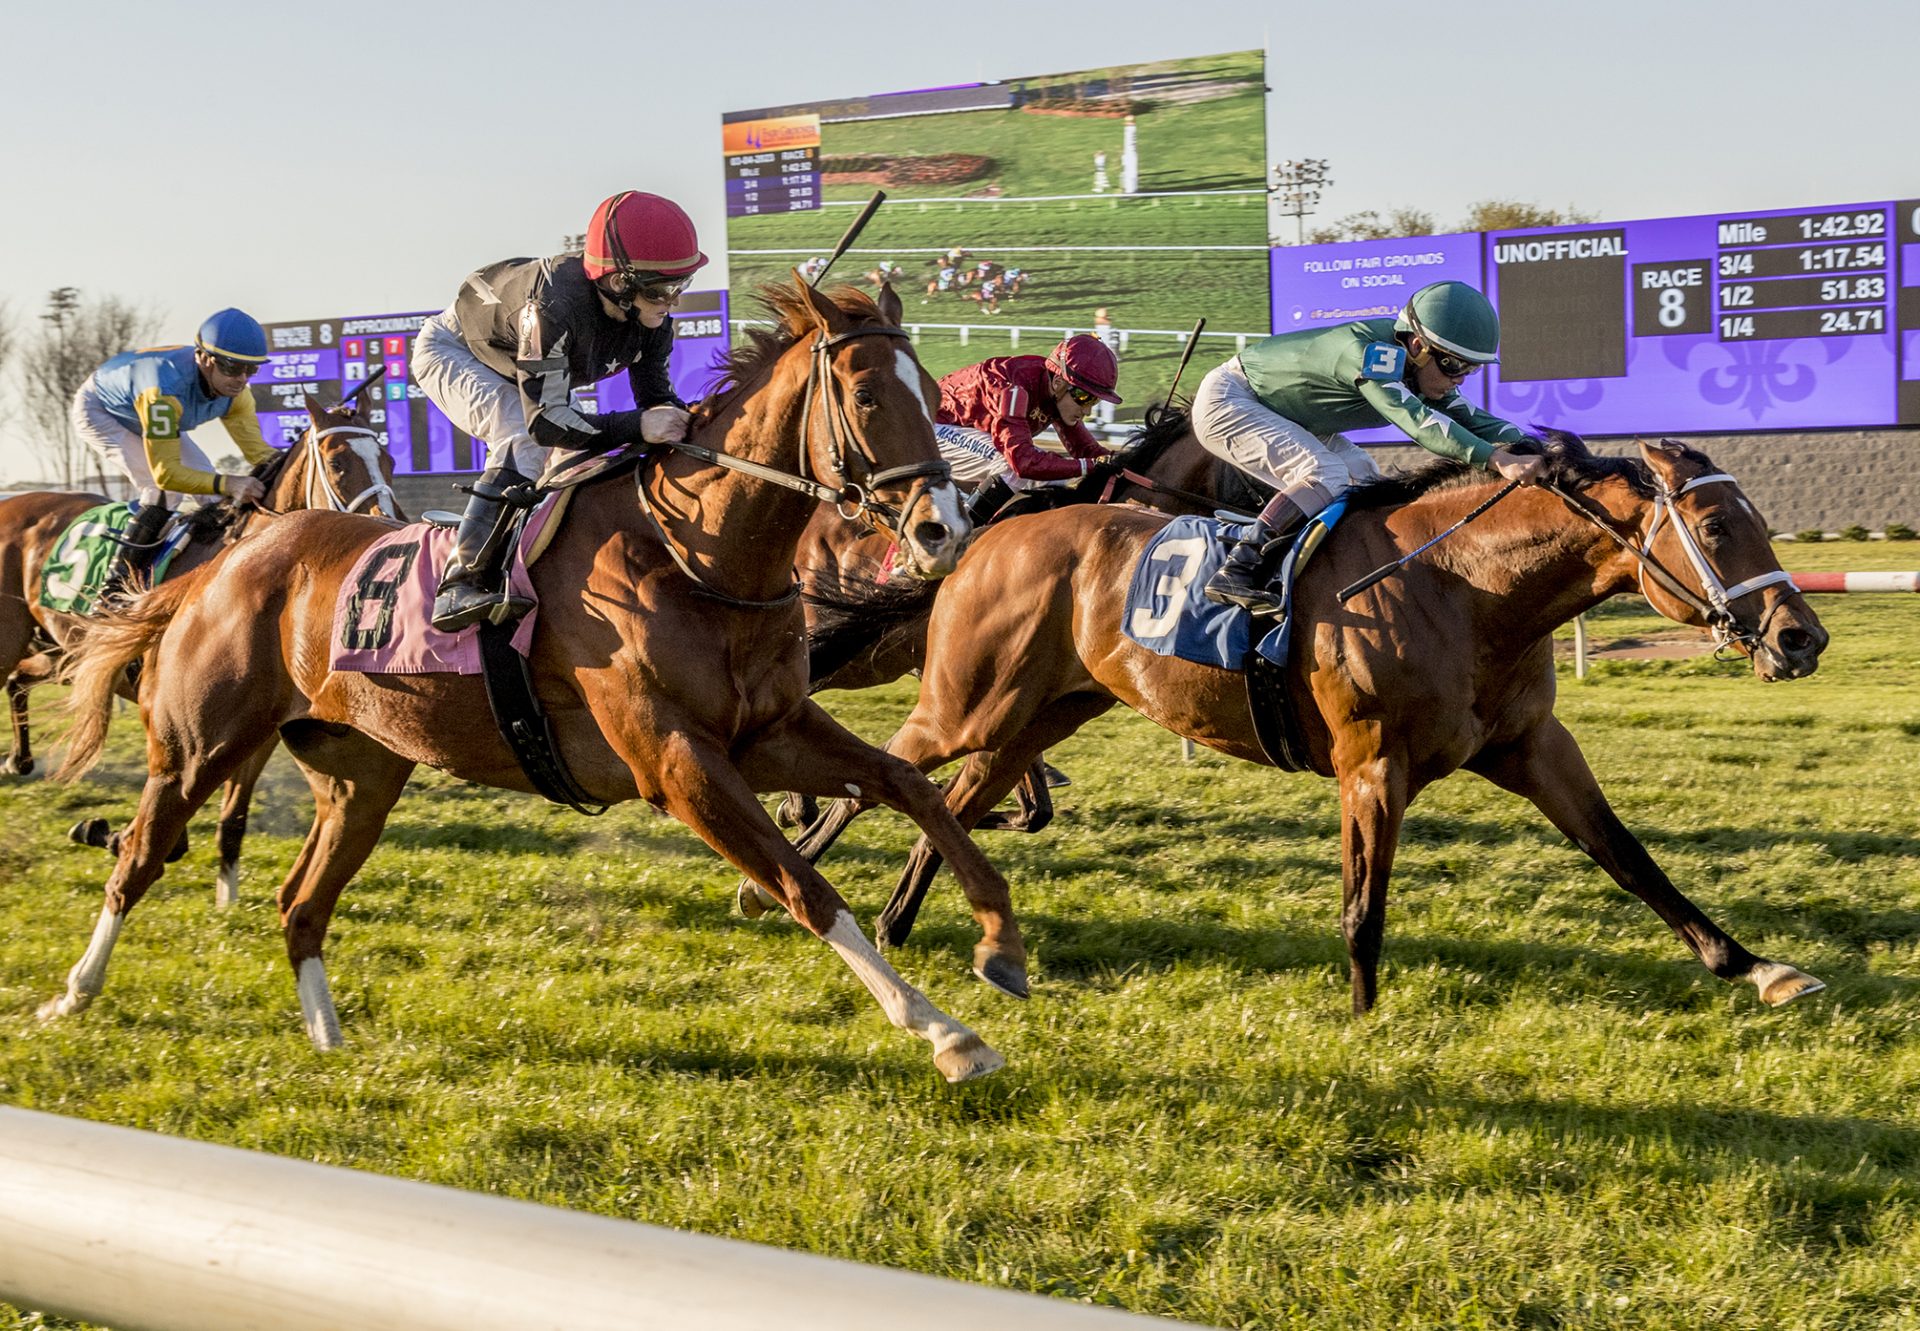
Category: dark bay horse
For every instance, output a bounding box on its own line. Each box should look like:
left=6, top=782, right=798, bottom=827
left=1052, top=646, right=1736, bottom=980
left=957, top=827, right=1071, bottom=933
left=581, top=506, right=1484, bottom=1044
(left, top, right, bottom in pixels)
left=798, top=404, right=1256, bottom=695
left=49, top=279, right=1022, bottom=1083
left=765, top=406, right=1257, bottom=836
left=2, top=397, right=402, bottom=899
left=783, top=433, right=1832, bottom=1016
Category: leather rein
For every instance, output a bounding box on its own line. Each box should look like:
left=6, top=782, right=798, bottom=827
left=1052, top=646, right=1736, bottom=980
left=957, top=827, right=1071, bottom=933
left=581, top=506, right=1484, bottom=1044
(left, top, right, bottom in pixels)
left=634, top=323, right=952, bottom=609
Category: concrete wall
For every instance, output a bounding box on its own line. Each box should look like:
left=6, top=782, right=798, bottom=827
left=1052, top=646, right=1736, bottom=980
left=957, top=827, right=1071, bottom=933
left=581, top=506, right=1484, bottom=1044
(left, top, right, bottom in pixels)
left=1365, top=427, right=1920, bottom=535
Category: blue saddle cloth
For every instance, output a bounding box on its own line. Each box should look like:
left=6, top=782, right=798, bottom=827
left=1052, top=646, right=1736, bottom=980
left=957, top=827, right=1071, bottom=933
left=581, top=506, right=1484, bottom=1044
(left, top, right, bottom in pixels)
left=1121, top=503, right=1348, bottom=671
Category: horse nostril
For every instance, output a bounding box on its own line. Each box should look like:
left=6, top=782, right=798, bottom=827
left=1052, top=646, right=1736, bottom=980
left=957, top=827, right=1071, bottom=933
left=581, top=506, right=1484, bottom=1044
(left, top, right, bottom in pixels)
left=1779, top=627, right=1821, bottom=658
left=913, top=520, right=950, bottom=549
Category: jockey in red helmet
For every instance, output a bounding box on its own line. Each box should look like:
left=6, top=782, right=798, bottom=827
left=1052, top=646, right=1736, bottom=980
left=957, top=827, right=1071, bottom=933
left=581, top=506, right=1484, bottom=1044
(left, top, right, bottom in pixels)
left=933, top=333, right=1121, bottom=523
left=412, top=190, right=708, bottom=630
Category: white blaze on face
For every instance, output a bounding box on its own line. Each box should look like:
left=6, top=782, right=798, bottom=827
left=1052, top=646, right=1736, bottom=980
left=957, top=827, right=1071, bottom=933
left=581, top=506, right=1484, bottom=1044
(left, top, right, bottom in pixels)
left=894, top=348, right=933, bottom=423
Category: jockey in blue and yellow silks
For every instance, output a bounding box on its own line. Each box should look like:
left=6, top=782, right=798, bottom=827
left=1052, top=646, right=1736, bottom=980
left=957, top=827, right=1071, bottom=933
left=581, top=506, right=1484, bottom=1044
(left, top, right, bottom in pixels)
left=69, top=307, right=279, bottom=593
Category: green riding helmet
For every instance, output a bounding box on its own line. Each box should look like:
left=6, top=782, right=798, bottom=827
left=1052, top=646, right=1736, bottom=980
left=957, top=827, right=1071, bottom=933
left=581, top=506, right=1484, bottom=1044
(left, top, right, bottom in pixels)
left=1394, top=281, right=1502, bottom=364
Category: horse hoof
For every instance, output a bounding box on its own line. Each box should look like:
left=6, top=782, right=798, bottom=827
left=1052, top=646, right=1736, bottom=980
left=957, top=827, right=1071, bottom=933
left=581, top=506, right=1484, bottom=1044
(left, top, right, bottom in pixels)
left=36, top=992, right=88, bottom=1023
left=1, top=755, right=31, bottom=776
left=68, top=818, right=112, bottom=850
left=736, top=879, right=779, bottom=919
left=1040, top=761, right=1071, bottom=789
left=973, top=949, right=1030, bottom=1000
left=1752, top=961, right=1826, bottom=1007
left=933, top=1035, right=1005, bottom=1083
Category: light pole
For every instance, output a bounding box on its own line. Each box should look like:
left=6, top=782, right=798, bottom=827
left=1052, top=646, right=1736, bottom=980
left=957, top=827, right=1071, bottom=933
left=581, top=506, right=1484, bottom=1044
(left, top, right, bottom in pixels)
left=1271, top=158, right=1333, bottom=245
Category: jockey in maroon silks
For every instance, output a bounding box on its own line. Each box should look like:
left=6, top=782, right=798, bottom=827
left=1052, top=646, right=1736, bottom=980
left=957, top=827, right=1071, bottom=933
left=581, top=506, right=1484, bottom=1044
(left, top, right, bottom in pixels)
left=934, top=334, right=1120, bottom=522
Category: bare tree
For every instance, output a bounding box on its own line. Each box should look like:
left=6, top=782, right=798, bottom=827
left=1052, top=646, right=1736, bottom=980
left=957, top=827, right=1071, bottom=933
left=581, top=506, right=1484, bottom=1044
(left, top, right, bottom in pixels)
left=17, top=288, right=162, bottom=493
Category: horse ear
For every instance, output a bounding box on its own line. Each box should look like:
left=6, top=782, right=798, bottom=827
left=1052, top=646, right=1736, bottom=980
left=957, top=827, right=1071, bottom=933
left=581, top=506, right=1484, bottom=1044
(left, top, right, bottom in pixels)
left=1638, top=437, right=1701, bottom=488
left=303, top=391, right=326, bottom=419
left=790, top=271, right=850, bottom=338
left=876, top=281, right=903, bottom=326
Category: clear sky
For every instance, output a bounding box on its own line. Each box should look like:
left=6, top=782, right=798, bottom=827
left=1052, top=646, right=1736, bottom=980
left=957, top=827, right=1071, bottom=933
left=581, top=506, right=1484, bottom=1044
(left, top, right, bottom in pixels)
left=1, top=0, right=1913, bottom=480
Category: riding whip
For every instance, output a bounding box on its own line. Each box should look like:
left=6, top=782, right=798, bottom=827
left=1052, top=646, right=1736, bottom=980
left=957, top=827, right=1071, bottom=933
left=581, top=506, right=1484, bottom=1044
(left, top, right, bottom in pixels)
left=1163, top=317, right=1207, bottom=407
left=810, top=190, right=887, bottom=288
left=338, top=363, right=389, bottom=409
left=1338, top=479, right=1520, bottom=604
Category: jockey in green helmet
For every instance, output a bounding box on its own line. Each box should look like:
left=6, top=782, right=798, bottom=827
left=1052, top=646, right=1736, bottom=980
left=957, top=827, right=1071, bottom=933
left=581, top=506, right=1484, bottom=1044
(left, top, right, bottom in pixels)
left=1193, top=279, right=1546, bottom=615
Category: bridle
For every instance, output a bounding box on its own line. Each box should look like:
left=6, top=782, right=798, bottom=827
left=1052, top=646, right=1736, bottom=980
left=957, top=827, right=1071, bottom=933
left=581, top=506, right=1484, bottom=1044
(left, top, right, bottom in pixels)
left=299, top=424, right=401, bottom=519
left=1548, top=470, right=1798, bottom=660
left=636, top=322, right=953, bottom=608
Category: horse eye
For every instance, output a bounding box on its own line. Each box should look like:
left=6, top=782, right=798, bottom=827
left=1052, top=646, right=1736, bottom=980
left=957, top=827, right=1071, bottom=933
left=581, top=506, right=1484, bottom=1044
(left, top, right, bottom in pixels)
left=1700, top=518, right=1726, bottom=540
left=854, top=387, right=876, bottom=408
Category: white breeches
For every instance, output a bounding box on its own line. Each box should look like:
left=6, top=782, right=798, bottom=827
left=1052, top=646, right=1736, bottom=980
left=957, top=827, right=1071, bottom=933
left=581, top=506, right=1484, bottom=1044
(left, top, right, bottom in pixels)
left=412, top=307, right=552, bottom=477
left=1191, top=358, right=1382, bottom=514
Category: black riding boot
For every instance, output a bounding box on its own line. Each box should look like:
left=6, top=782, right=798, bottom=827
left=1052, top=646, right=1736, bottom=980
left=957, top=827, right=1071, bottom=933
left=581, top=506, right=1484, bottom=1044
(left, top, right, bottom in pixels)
left=1204, top=497, right=1310, bottom=616
left=966, top=476, right=1016, bottom=526
left=101, top=501, right=171, bottom=605
left=430, top=467, right=535, bottom=632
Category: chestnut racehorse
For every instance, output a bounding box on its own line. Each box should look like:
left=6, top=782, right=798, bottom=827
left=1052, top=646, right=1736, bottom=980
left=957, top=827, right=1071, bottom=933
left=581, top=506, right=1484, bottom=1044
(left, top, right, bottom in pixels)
left=783, top=433, right=1832, bottom=1016
left=1, top=396, right=401, bottom=900
left=50, top=280, right=1024, bottom=1083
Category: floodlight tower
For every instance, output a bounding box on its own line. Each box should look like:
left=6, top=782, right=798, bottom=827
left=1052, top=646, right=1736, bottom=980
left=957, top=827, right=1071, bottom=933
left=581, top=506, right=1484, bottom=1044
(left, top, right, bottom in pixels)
left=1272, top=159, right=1333, bottom=244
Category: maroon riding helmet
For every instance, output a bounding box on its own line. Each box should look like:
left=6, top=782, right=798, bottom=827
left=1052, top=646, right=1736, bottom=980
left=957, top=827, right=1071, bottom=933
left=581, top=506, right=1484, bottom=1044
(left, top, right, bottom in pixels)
left=582, top=191, right=707, bottom=281
left=1045, top=334, right=1122, bottom=404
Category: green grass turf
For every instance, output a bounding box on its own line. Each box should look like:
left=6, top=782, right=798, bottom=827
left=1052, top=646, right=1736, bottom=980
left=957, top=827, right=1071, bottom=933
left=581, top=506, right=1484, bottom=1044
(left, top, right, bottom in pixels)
left=3, top=542, right=1918, bottom=1329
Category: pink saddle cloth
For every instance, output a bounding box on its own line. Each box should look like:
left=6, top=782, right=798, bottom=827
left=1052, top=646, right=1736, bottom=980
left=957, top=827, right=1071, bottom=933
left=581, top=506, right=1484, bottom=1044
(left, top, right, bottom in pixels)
left=330, top=501, right=560, bottom=674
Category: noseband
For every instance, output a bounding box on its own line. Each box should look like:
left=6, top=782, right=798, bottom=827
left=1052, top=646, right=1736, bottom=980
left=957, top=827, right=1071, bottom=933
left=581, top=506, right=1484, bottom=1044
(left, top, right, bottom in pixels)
left=1550, top=471, right=1799, bottom=658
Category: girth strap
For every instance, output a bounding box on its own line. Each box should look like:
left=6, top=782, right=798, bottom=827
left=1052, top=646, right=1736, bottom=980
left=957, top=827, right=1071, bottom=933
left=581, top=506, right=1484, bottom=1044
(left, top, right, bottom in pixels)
left=476, top=621, right=609, bottom=816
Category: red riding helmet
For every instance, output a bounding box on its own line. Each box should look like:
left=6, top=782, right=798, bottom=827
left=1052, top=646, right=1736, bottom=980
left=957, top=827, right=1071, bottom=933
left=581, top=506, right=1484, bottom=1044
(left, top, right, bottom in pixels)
left=1045, top=334, right=1122, bottom=404
left=582, top=191, right=707, bottom=280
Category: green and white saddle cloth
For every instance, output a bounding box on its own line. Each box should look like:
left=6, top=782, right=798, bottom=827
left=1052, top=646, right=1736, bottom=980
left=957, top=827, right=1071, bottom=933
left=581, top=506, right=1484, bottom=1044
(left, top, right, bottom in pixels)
left=38, top=502, right=187, bottom=616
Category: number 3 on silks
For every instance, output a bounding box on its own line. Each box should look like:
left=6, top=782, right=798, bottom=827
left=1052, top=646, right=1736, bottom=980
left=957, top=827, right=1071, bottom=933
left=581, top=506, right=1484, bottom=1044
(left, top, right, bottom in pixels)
left=1361, top=341, right=1406, bottom=381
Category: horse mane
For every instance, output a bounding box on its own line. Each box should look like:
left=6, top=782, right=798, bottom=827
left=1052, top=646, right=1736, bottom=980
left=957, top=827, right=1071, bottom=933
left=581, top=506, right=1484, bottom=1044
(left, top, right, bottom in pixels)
left=802, top=563, right=940, bottom=692
left=704, top=284, right=889, bottom=407
left=1109, top=402, right=1192, bottom=472
left=1343, top=429, right=1674, bottom=511
left=253, top=444, right=293, bottom=494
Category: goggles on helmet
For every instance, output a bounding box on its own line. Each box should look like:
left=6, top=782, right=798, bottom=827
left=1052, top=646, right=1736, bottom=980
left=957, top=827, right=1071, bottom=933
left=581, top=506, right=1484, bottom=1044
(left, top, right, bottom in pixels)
left=1063, top=385, right=1100, bottom=407
left=605, top=268, right=696, bottom=303
left=200, top=350, right=264, bottom=379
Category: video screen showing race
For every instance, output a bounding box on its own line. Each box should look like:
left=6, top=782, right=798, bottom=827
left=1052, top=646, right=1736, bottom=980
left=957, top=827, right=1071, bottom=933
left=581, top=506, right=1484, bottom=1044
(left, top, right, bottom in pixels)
left=721, top=51, right=1270, bottom=435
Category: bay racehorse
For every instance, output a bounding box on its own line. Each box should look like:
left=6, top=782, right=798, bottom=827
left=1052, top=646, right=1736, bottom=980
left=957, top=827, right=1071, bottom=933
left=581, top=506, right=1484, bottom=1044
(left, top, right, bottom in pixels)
left=2, top=396, right=402, bottom=901
left=780, top=432, right=1832, bottom=1016
left=50, top=279, right=1023, bottom=1083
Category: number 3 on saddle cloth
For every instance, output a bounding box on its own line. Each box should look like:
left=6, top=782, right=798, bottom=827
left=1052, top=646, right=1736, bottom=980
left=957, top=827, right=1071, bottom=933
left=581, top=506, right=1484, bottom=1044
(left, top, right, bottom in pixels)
left=1121, top=500, right=1348, bottom=772
left=39, top=502, right=194, bottom=616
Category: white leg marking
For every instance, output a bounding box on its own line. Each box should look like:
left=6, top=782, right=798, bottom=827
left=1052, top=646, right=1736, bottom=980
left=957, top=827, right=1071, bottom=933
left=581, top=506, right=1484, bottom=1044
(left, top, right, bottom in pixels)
left=297, top=957, right=345, bottom=1050
left=38, top=907, right=124, bottom=1020
left=823, top=911, right=975, bottom=1053
left=215, top=861, right=240, bottom=908
left=71, top=905, right=125, bottom=996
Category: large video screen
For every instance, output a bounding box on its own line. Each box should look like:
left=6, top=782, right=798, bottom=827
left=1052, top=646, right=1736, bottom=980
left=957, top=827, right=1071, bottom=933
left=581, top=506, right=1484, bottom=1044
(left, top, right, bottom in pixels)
left=1270, top=199, right=1920, bottom=438
left=254, top=290, right=731, bottom=472
left=721, top=52, right=1270, bottom=429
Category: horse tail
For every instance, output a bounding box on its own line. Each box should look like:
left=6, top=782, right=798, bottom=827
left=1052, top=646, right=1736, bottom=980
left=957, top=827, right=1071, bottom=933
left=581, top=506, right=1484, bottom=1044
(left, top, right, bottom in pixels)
left=802, top=564, right=942, bottom=690
left=54, top=563, right=217, bottom=782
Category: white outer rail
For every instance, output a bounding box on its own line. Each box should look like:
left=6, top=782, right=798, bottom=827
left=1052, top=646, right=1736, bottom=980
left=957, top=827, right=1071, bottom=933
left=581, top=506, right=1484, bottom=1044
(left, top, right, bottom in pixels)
left=0, top=1107, right=1200, bottom=1331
